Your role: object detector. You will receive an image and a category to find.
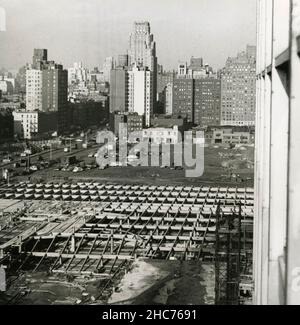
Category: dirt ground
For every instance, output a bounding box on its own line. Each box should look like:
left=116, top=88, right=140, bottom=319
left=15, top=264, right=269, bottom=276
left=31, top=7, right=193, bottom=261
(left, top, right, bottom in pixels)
left=0, top=272, right=107, bottom=305
left=109, top=259, right=215, bottom=305
left=24, top=144, right=254, bottom=187
left=0, top=259, right=215, bottom=305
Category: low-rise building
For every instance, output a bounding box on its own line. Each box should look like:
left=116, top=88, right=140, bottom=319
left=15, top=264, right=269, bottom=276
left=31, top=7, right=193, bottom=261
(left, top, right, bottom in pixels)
left=143, top=126, right=180, bottom=144
left=13, top=110, right=58, bottom=139
left=110, top=112, right=143, bottom=138
left=151, top=116, right=189, bottom=134
left=0, top=80, right=14, bottom=95
left=0, top=109, right=14, bottom=142
left=204, top=126, right=253, bottom=145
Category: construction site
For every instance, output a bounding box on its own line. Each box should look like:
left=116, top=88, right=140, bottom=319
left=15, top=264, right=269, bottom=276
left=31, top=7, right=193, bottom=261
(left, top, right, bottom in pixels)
left=0, top=180, right=254, bottom=305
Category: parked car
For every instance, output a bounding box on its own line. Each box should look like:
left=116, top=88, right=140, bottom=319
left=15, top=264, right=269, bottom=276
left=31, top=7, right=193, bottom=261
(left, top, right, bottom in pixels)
left=30, top=165, right=38, bottom=172
left=73, top=166, right=83, bottom=173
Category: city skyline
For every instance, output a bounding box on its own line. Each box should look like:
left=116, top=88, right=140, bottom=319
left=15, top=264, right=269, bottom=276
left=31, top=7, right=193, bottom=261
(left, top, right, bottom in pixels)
left=0, top=0, right=256, bottom=71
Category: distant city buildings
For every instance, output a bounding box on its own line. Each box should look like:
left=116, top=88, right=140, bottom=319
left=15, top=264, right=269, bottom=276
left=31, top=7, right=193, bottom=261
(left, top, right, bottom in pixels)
left=102, top=57, right=115, bottom=83
left=189, top=57, right=204, bottom=71
left=16, top=66, right=27, bottom=93
left=32, top=49, right=48, bottom=69
left=0, top=77, right=14, bottom=95
left=0, top=22, right=256, bottom=143
left=68, top=62, right=88, bottom=84
left=117, top=54, right=129, bottom=68
left=221, top=45, right=256, bottom=126
left=25, top=49, right=68, bottom=133
left=67, top=61, right=110, bottom=116
left=110, top=21, right=157, bottom=127
left=177, top=58, right=215, bottom=79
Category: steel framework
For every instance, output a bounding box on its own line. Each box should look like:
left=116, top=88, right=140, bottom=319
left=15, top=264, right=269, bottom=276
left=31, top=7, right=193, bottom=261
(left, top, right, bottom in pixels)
left=215, top=202, right=242, bottom=305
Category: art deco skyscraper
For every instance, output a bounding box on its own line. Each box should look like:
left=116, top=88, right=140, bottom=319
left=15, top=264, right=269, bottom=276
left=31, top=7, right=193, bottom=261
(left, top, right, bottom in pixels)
left=129, top=22, right=156, bottom=70
left=129, top=21, right=157, bottom=113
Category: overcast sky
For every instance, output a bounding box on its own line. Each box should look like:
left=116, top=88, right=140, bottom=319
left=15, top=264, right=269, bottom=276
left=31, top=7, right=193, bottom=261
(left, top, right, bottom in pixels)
left=0, top=0, right=256, bottom=71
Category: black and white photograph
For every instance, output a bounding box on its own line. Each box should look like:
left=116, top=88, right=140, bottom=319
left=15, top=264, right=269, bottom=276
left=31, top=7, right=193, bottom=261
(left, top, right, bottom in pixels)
left=0, top=0, right=299, bottom=310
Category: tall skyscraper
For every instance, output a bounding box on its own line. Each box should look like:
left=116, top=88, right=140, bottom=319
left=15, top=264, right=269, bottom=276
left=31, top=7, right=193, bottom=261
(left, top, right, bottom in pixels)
left=26, top=49, right=68, bottom=132
left=157, top=71, right=174, bottom=95
left=157, top=71, right=175, bottom=113
left=68, top=62, right=88, bottom=84
left=26, top=69, right=43, bottom=111
left=16, top=65, right=28, bottom=93
left=129, top=21, right=157, bottom=113
left=221, top=46, right=256, bottom=126
left=189, top=57, right=204, bottom=71
left=128, top=65, right=153, bottom=127
left=117, top=54, right=129, bottom=68
left=172, top=78, right=194, bottom=122
left=172, top=77, right=221, bottom=126
left=32, top=49, right=48, bottom=69
left=102, top=57, right=115, bottom=83
left=165, top=83, right=173, bottom=116
left=194, top=78, right=221, bottom=126
left=110, top=67, right=128, bottom=113
left=129, top=22, right=156, bottom=70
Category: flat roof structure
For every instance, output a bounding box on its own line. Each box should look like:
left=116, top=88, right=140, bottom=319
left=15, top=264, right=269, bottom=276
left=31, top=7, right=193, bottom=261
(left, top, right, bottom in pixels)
left=0, top=181, right=254, bottom=299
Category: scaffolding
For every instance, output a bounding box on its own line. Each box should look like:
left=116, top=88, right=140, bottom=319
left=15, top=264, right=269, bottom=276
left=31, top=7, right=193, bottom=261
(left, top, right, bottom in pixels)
left=215, top=202, right=241, bottom=305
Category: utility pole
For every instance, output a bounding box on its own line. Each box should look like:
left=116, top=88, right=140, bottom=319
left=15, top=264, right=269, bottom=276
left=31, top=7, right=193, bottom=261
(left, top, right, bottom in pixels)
left=50, top=143, right=52, bottom=161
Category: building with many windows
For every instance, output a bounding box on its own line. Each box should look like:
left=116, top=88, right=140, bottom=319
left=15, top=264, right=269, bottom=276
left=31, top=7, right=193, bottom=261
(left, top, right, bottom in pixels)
left=110, top=67, right=129, bottom=113
left=129, top=21, right=157, bottom=112
left=194, top=78, right=221, bottom=126
left=68, top=62, right=88, bottom=85
left=165, top=83, right=173, bottom=116
left=142, top=126, right=180, bottom=144
left=26, top=49, right=68, bottom=132
left=172, top=77, right=194, bottom=123
left=221, top=45, right=256, bottom=126
left=110, top=111, right=143, bottom=138
left=172, top=77, right=221, bottom=126
left=13, top=110, right=58, bottom=139
left=128, top=65, right=153, bottom=127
